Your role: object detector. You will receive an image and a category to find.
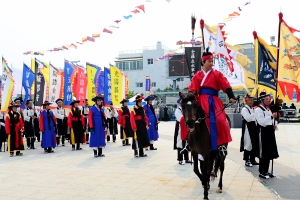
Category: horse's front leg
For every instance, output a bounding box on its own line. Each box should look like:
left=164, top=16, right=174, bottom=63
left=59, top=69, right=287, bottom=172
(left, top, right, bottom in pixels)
left=216, top=156, right=225, bottom=193
left=202, top=162, right=209, bottom=200
left=192, top=151, right=202, bottom=181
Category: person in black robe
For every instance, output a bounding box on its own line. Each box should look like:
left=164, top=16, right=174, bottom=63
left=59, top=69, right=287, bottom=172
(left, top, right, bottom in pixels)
left=130, top=95, right=150, bottom=157
left=68, top=99, right=85, bottom=151
left=255, top=92, right=279, bottom=179
left=81, top=99, right=90, bottom=144
left=54, top=99, right=68, bottom=146
left=240, top=94, right=259, bottom=167
left=118, top=99, right=133, bottom=146
left=164, top=106, right=169, bottom=121
left=23, top=100, right=40, bottom=150
left=0, top=104, right=7, bottom=152
left=106, top=103, right=118, bottom=142
left=5, top=103, right=25, bottom=157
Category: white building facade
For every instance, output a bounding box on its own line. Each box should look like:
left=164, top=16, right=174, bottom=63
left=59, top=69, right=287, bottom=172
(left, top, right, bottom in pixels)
left=115, top=42, right=190, bottom=94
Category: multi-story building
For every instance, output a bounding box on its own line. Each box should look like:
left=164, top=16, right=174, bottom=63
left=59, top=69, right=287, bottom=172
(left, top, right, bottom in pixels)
left=115, top=42, right=190, bottom=95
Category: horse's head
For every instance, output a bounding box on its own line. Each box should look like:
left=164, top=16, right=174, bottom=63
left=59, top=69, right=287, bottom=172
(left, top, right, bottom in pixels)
left=179, top=92, right=199, bottom=132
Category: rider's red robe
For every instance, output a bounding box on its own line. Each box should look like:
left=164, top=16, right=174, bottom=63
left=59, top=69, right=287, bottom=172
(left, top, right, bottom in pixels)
left=188, top=69, right=233, bottom=148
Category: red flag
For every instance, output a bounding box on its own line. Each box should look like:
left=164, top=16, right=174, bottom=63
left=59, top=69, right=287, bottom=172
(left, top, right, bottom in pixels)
left=75, top=67, right=87, bottom=106
left=136, top=5, right=145, bottom=13
left=131, top=9, right=140, bottom=14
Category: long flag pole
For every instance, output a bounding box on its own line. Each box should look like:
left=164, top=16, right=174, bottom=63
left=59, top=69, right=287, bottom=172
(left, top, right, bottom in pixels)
left=274, top=12, right=283, bottom=103
left=191, top=15, right=196, bottom=47
left=200, top=19, right=205, bottom=51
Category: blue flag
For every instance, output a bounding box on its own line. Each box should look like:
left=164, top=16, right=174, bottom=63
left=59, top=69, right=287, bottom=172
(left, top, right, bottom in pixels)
left=21, top=63, right=35, bottom=108
left=97, top=71, right=104, bottom=95
left=64, top=61, right=75, bottom=106
left=104, top=68, right=112, bottom=105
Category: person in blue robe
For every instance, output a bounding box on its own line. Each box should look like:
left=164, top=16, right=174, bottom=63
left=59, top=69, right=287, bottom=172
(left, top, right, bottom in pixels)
left=39, top=101, right=56, bottom=153
left=143, top=95, right=159, bottom=150
left=88, top=96, right=108, bottom=157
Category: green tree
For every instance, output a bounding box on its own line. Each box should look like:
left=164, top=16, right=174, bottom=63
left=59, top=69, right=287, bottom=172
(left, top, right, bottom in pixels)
left=126, top=91, right=135, bottom=99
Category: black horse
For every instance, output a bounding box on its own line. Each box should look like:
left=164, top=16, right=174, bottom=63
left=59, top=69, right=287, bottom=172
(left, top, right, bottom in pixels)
left=179, top=92, right=230, bottom=200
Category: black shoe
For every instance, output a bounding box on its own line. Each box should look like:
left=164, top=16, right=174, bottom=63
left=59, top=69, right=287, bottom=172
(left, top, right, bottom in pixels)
left=62, top=144, right=65, bottom=147
left=268, top=173, right=276, bottom=178
left=150, top=144, right=157, bottom=150
left=139, top=154, right=147, bottom=157
left=86, top=142, right=89, bottom=144
left=113, top=140, right=116, bottom=143
left=76, top=148, right=82, bottom=150
left=245, top=161, right=253, bottom=167
left=185, top=160, right=193, bottom=164
left=98, top=154, right=105, bottom=157
left=10, top=153, right=13, bottom=157
left=16, top=153, right=23, bottom=156
left=251, top=161, right=259, bottom=165
left=179, top=161, right=184, bottom=165
left=259, top=173, right=270, bottom=179
left=126, top=143, right=131, bottom=146
left=134, top=150, right=138, bottom=158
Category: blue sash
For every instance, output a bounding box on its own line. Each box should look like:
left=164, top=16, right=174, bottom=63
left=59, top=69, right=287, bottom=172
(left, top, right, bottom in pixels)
left=200, top=88, right=218, bottom=150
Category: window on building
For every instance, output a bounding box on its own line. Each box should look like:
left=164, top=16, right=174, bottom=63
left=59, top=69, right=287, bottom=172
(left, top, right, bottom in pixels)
left=130, top=61, right=136, bottom=70
left=136, top=82, right=143, bottom=87
left=137, top=61, right=143, bottom=70
left=151, top=82, right=156, bottom=87
left=121, top=62, right=125, bottom=71
left=147, top=59, right=153, bottom=65
left=125, top=62, right=130, bottom=71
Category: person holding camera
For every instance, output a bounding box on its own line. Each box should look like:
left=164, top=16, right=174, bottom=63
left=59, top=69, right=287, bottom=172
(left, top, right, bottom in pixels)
left=255, top=92, right=279, bottom=179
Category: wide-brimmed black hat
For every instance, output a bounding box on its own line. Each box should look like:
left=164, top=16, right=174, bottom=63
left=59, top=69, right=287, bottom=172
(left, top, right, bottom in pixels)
left=8, top=102, right=21, bottom=109
left=92, top=96, right=104, bottom=102
left=42, top=101, right=52, bottom=106
left=120, top=98, right=129, bottom=104
left=55, top=99, right=63, bottom=104
left=26, top=99, right=33, bottom=105
left=14, top=97, right=23, bottom=103
left=258, top=92, right=271, bottom=100
left=144, top=95, right=155, bottom=101
left=134, top=95, right=144, bottom=102
left=244, top=94, right=254, bottom=101
left=70, top=100, right=80, bottom=106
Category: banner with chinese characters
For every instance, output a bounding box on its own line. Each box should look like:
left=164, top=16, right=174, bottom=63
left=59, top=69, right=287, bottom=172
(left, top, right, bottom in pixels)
left=49, top=64, right=62, bottom=105
left=104, top=67, right=112, bottom=105
left=64, top=61, right=76, bottom=106
left=110, top=66, right=123, bottom=106
left=34, top=71, right=46, bottom=107
left=86, top=63, right=100, bottom=102
left=145, top=76, right=151, bottom=94
left=97, top=71, right=104, bottom=95
left=184, top=47, right=201, bottom=79
left=75, top=67, right=87, bottom=105
left=122, top=72, right=126, bottom=98
left=125, top=77, right=129, bottom=95
left=1, top=58, right=14, bottom=111
left=21, top=63, right=35, bottom=108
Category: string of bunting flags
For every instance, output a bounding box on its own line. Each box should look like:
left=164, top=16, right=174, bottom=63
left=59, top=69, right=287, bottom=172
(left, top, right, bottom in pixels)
left=223, top=1, right=251, bottom=22
left=23, top=4, right=147, bottom=55
left=154, top=46, right=183, bottom=61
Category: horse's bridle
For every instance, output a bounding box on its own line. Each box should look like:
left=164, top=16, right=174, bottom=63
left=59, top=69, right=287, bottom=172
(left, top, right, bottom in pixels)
left=184, top=101, right=232, bottom=130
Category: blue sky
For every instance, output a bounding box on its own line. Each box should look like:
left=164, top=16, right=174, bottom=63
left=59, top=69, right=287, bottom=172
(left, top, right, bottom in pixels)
left=1, top=0, right=299, bottom=95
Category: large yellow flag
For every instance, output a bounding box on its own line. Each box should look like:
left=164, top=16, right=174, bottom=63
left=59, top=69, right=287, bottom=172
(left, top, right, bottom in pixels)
left=277, top=17, right=300, bottom=101
left=86, top=63, right=99, bottom=102
left=110, top=66, right=123, bottom=106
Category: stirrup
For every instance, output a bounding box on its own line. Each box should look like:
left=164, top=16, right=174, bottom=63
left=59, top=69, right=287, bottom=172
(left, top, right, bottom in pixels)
left=218, top=145, right=227, bottom=156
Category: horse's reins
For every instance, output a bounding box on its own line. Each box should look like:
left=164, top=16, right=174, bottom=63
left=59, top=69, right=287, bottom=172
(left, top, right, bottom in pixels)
left=192, top=102, right=233, bottom=124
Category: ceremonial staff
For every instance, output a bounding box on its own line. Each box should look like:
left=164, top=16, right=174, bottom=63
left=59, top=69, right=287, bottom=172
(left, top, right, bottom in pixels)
left=191, top=15, right=196, bottom=47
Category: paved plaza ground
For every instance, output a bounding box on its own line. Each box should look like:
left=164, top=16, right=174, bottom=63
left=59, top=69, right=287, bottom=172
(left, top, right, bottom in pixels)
left=0, top=122, right=298, bottom=199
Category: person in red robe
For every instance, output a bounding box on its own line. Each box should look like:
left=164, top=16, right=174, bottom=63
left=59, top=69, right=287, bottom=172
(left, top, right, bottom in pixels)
left=5, top=102, right=25, bottom=157
left=68, top=99, right=85, bottom=151
left=188, top=49, right=236, bottom=151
